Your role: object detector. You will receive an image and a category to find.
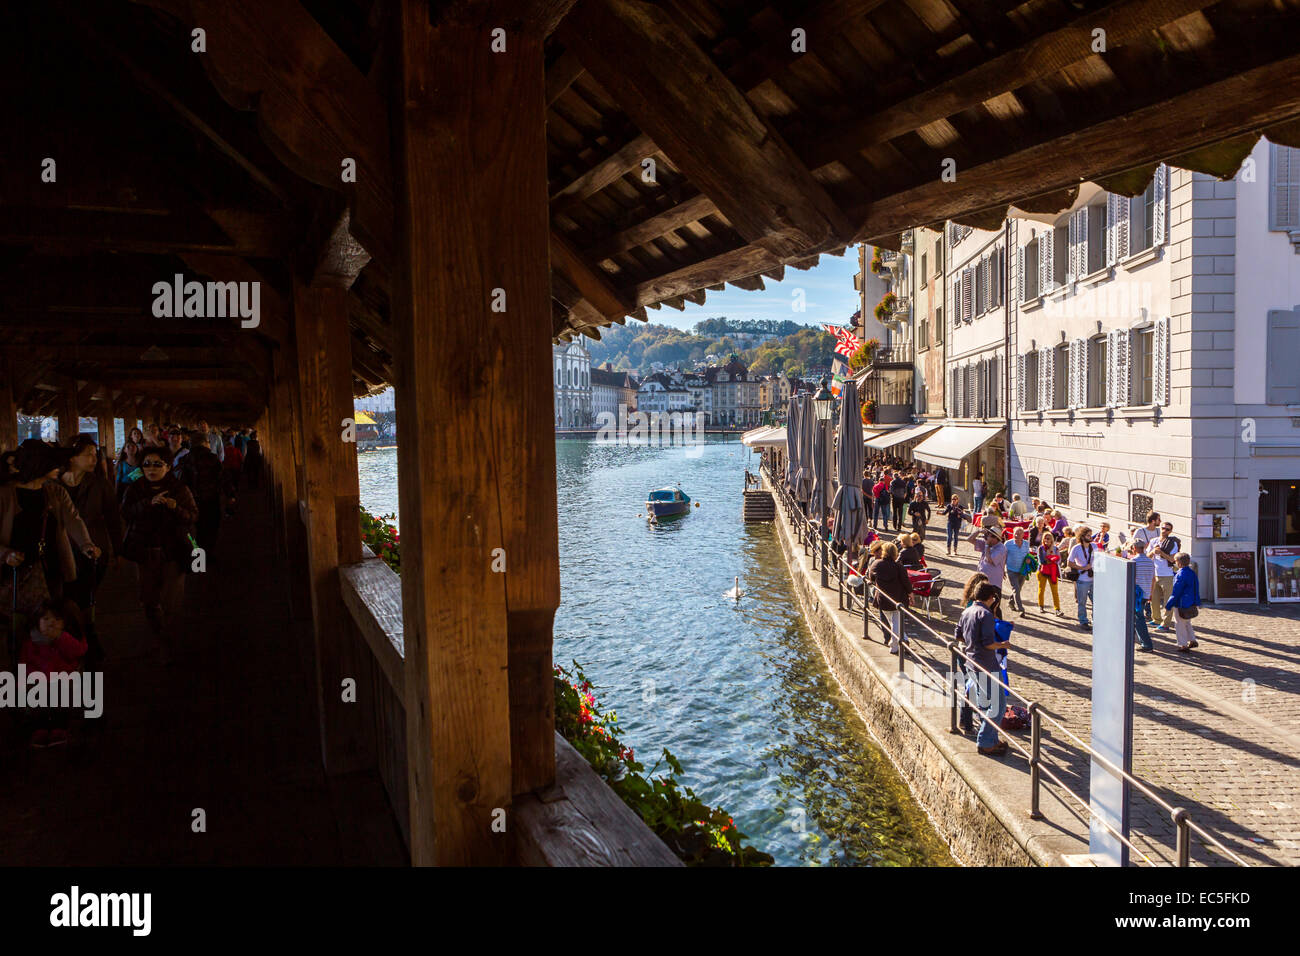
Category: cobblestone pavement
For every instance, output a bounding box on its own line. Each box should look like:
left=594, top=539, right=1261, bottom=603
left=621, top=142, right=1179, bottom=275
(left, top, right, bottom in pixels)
left=894, top=515, right=1300, bottom=866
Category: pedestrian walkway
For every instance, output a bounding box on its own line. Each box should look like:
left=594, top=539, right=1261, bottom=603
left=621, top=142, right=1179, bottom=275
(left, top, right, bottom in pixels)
left=0, top=487, right=407, bottom=865
left=909, top=517, right=1300, bottom=866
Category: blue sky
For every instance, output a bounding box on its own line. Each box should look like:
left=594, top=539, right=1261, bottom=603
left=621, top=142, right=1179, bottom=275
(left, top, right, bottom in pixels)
left=642, top=248, right=862, bottom=331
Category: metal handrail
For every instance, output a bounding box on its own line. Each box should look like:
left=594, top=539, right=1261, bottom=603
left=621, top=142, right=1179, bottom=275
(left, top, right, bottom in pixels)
left=762, top=460, right=1248, bottom=867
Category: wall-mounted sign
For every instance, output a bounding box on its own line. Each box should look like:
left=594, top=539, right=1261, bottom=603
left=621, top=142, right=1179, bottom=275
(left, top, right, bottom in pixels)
left=1196, top=514, right=1232, bottom=539
left=1211, top=541, right=1259, bottom=604
left=1169, top=460, right=1188, bottom=474
left=1262, top=546, right=1300, bottom=603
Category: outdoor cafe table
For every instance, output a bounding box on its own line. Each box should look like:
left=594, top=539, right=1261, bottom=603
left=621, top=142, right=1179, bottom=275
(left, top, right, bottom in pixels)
left=974, top=515, right=1031, bottom=539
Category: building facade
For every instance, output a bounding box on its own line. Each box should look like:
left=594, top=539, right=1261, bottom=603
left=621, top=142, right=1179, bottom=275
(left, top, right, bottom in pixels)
left=911, top=227, right=946, bottom=420
left=590, top=365, right=637, bottom=421
left=856, top=242, right=915, bottom=426
left=709, top=357, right=760, bottom=427
left=1007, top=140, right=1300, bottom=586
left=935, top=221, right=1010, bottom=500
left=636, top=374, right=692, bottom=415
left=553, top=340, right=592, bottom=428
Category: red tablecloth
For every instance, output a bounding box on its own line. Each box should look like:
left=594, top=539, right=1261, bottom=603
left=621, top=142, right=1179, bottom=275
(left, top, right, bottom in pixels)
left=974, top=514, right=1030, bottom=539
left=908, top=569, right=937, bottom=595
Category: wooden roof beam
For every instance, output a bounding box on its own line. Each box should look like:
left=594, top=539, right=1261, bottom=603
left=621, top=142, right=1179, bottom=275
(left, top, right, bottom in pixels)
left=62, top=0, right=304, bottom=207
left=0, top=206, right=294, bottom=259
left=546, top=50, right=585, bottom=104
left=550, top=133, right=657, bottom=213
left=131, top=0, right=393, bottom=264
left=850, top=50, right=1300, bottom=243
left=550, top=231, right=631, bottom=319
left=557, top=0, right=852, bottom=259
left=808, top=0, right=1215, bottom=170
left=584, top=192, right=719, bottom=262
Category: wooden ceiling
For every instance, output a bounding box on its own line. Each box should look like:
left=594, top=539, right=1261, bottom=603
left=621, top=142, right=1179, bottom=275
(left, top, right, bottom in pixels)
left=4, top=0, right=1300, bottom=419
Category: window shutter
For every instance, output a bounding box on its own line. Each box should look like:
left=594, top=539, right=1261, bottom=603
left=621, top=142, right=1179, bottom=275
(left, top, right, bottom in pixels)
left=992, top=247, right=1002, bottom=305
left=1076, top=207, right=1089, bottom=278
left=1153, top=317, right=1170, bottom=405
left=1105, top=331, right=1118, bottom=406
left=975, top=359, right=986, bottom=417
left=1016, top=353, right=1026, bottom=412
left=1116, top=195, right=1131, bottom=261
left=1266, top=308, right=1300, bottom=403
left=1120, top=329, right=1134, bottom=406
left=1106, top=194, right=1119, bottom=265
left=1015, top=245, right=1023, bottom=302
left=951, top=367, right=960, bottom=416
left=1153, top=164, right=1168, bottom=246
left=1270, top=145, right=1300, bottom=231
left=962, top=268, right=973, bottom=322
left=1039, top=347, right=1053, bottom=411
left=1040, top=229, right=1054, bottom=293
left=1067, top=212, right=1078, bottom=284
left=989, top=355, right=999, bottom=416
left=1066, top=338, right=1081, bottom=408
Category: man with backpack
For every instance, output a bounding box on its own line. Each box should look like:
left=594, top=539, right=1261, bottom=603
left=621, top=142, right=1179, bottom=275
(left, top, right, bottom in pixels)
left=889, top=471, right=907, bottom=532
left=176, top=429, right=230, bottom=559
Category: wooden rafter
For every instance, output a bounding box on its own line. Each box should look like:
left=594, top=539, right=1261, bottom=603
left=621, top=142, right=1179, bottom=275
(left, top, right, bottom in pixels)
left=850, top=50, right=1300, bottom=242
left=557, top=0, right=852, bottom=259
left=806, top=0, right=1216, bottom=171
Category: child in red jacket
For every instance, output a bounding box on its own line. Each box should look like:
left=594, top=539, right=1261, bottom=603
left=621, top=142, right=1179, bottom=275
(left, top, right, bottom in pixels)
left=19, top=601, right=87, bottom=748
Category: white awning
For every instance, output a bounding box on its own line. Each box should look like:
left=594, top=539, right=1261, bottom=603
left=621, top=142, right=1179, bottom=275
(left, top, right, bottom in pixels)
left=860, top=427, right=896, bottom=441
left=864, top=421, right=941, bottom=451
left=742, top=426, right=786, bottom=448
left=911, top=424, right=1006, bottom=470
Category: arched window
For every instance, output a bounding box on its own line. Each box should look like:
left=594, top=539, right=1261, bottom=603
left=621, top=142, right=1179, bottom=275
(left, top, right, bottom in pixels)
left=1027, top=475, right=1040, bottom=500
left=1130, top=492, right=1154, bottom=525
left=1054, top=479, right=1070, bottom=506
left=1088, top=484, right=1107, bottom=515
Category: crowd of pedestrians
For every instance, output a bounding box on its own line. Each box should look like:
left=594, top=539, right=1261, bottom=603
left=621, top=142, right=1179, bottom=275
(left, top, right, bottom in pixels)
left=0, top=422, right=263, bottom=748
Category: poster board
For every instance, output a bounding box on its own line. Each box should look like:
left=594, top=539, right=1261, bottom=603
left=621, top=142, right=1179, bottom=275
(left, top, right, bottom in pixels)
left=1262, top=546, right=1300, bottom=603
left=1089, top=554, right=1135, bottom=867
left=1211, top=541, right=1259, bottom=604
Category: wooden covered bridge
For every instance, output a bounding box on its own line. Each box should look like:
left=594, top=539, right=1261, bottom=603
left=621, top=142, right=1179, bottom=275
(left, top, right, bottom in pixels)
left=3, top=0, right=1298, bottom=865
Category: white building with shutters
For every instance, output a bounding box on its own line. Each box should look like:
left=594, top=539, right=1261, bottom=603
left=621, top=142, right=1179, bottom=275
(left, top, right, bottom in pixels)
left=1008, top=140, right=1300, bottom=587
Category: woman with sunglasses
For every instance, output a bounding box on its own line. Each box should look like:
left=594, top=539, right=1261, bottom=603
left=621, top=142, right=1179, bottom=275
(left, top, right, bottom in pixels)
left=121, top=447, right=198, bottom=662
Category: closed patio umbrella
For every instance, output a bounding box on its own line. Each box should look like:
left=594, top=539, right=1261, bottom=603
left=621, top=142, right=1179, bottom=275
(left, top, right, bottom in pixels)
left=784, top=396, right=799, bottom=491
left=830, top=380, right=867, bottom=548
left=810, top=410, right=829, bottom=520
left=794, top=395, right=815, bottom=505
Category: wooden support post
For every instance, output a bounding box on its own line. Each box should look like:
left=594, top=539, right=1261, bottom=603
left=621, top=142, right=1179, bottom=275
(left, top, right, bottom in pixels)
left=57, top=382, right=79, bottom=444
left=292, top=276, right=372, bottom=774
left=0, top=360, right=18, bottom=452
left=393, top=1, right=560, bottom=865
left=97, top=394, right=116, bottom=459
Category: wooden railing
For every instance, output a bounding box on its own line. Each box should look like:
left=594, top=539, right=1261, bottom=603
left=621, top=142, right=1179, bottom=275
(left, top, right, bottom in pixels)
left=337, top=547, right=681, bottom=866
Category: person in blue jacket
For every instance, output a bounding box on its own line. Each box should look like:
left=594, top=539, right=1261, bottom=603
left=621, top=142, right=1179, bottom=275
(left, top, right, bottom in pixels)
left=1165, top=552, right=1201, bottom=652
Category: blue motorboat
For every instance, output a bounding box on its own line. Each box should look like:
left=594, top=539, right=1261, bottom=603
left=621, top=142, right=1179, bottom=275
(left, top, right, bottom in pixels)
left=646, top=487, right=691, bottom=519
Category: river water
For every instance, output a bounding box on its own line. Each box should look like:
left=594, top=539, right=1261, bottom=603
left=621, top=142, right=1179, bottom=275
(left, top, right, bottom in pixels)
left=357, top=438, right=952, bottom=866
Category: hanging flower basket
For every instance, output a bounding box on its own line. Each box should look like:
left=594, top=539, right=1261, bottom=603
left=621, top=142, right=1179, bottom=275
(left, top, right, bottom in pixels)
left=861, top=398, right=877, bottom=425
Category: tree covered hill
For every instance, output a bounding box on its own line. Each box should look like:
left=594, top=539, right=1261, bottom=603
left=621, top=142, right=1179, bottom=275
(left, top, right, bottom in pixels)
left=585, top=317, right=837, bottom=378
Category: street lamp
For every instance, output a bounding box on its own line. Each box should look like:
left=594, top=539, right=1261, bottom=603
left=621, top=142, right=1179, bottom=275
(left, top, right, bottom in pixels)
left=813, top=378, right=834, bottom=587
